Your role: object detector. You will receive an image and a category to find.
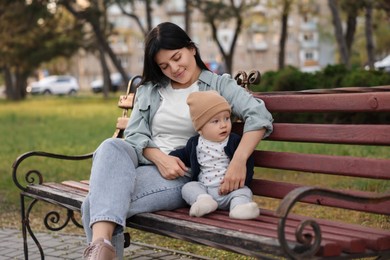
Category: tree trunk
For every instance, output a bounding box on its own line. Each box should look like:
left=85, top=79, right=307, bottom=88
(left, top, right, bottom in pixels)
left=3, top=67, right=27, bottom=101
left=278, top=0, right=292, bottom=70
left=98, top=46, right=110, bottom=99
left=89, top=20, right=129, bottom=87
left=278, top=12, right=288, bottom=70
left=345, top=13, right=357, bottom=55
left=365, top=0, right=375, bottom=70
left=328, top=0, right=350, bottom=67
left=3, top=67, right=15, bottom=100
left=60, top=1, right=129, bottom=89
left=16, top=72, right=27, bottom=100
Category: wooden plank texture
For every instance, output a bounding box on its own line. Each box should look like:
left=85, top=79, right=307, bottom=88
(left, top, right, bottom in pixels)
left=252, top=151, right=390, bottom=179
left=254, top=92, right=390, bottom=112
left=233, top=122, right=390, bottom=145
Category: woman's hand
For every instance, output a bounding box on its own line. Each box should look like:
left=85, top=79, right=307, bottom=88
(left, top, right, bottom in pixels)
left=143, top=148, right=188, bottom=179
left=219, top=129, right=266, bottom=195
left=219, top=157, right=246, bottom=195
left=156, top=154, right=188, bottom=179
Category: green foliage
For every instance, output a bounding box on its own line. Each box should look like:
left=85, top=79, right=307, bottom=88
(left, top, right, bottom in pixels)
left=253, top=66, right=321, bottom=92
left=251, top=64, right=390, bottom=92
left=319, top=64, right=349, bottom=88
left=340, top=69, right=390, bottom=87
left=255, top=70, right=278, bottom=92
left=0, top=0, right=84, bottom=97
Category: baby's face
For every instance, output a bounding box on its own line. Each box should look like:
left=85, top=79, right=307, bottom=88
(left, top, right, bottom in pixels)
left=199, top=110, right=231, bottom=142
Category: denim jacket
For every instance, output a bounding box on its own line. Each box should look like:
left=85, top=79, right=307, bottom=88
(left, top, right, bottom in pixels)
left=124, top=70, right=273, bottom=164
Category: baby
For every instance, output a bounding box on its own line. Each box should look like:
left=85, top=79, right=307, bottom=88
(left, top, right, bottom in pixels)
left=170, top=91, right=259, bottom=219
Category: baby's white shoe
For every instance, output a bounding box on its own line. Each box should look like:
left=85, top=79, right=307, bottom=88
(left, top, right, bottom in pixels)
left=190, top=194, right=218, bottom=217
left=229, top=202, right=260, bottom=219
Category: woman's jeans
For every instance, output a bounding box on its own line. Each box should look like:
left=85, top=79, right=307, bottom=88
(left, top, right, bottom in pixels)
left=81, top=138, right=189, bottom=258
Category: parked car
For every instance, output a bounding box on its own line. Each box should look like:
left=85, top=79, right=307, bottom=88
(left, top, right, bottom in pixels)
left=27, top=75, right=80, bottom=95
left=90, top=73, right=131, bottom=93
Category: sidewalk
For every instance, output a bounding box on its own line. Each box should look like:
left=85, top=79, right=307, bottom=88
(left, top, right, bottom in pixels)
left=0, top=228, right=211, bottom=260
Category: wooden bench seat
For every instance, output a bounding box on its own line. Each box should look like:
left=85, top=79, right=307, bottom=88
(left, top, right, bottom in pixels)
left=12, top=72, right=390, bottom=259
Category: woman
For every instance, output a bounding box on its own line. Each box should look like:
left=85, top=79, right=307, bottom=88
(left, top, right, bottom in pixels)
left=82, top=22, right=273, bottom=260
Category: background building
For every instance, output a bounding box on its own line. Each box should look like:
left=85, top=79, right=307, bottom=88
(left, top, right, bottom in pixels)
left=72, top=0, right=335, bottom=90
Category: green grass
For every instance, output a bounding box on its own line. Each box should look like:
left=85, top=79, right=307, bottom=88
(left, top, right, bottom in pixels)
left=1, top=95, right=119, bottom=209
left=1, top=94, right=389, bottom=259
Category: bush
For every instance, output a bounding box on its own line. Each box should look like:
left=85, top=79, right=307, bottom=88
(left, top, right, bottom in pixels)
left=340, top=69, right=390, bottom=87
left=251, top=64, right=390, bottom=92
left=251, top=71, right=278, bottom=92
left=317, top=64, right=349, bottom=88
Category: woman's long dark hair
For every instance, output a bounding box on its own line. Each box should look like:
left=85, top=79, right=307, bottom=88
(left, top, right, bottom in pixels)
left=140, top=22, right=209, bottom=86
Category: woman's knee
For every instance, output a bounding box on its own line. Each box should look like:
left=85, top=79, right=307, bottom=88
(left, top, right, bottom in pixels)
left=94, top=138, right=138, bottom=166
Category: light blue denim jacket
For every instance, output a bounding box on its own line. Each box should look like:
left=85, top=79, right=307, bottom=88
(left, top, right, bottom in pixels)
left=124, top=70, right=273, bottom=164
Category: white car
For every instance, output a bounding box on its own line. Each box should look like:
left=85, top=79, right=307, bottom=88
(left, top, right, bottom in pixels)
left=27, top=75, right=80, bottom=95
left=90, top=73, right=130, bottom=93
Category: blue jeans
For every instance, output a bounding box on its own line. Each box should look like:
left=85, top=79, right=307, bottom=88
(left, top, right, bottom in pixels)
left=81, top=138, right=189, bottom=258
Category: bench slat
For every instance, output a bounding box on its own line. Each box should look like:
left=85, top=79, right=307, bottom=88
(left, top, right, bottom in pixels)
left=250, top=179, right=390, bottom=215
left=233, top=122, right=390, bottom=145
left=62, top=180, right=90, bottom=192
left=253, top=151, right=390, bottom=179
left=128, top=212, right=299, bottom=258
left=26, top=183, right=86, bottom=209
left=258, top=209, right=390, bottom=251
left=155, top=209, right=343, bottom=257
left=270, top=123, right=390, bottom=145
left=255, top=91, right=390, bottom=112
left=204, top=213, right=366, bottom=254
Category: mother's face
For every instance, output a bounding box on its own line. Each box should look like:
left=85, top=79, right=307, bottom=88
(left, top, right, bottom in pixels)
left=154, top=47, right=201, bottom=89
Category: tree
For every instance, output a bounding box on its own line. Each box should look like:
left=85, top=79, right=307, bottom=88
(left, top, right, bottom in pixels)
left=364, top=0, right=375, bottom=69
left=191, top=0, right=258, bottom=74
left=58, top=0, right=130, bottom=97
left=115, top=0, right=166, bottom=36
left=278, top=0, right=294, bottom=70
left=328, top=0, right=350, bottom=67
left=0, top=0, right=83, bottom=100
left=328, top=0, right=387, bottom=69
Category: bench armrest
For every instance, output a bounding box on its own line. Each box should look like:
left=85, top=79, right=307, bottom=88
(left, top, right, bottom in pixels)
left=275, top=186, right=390, bottom=259
left=12, top=150, right=93, bottom=191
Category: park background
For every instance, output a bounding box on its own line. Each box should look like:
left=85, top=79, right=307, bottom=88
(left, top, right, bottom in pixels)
left=1, top=0, right=390, bottom=258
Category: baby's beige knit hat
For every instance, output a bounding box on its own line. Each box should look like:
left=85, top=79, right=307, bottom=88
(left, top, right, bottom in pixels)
left=187, top=91, right=231, bottom=131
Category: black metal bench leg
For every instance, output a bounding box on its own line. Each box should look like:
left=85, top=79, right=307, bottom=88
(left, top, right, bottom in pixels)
left=21, top=194, right=45, bottom=260
left=20, top=194, right=28, bottom=260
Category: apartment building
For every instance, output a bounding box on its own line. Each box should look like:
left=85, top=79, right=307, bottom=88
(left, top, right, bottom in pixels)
left=73, top=0, right=335, bottom=89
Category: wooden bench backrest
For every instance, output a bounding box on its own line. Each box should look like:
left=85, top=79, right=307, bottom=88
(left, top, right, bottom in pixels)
left=115, top=74, right=390, bottom=215
left=244, top=90, right=390, bottom=215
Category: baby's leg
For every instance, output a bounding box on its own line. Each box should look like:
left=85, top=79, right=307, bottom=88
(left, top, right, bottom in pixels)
left=228, top=186, right=260, bottom=219
left=182, top=182, right=218, bottom=217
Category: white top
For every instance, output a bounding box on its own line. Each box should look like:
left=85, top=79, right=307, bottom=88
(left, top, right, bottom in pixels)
left=197, top=136, right=230, bottom=187
left=151, top=82, right=199, bottom=154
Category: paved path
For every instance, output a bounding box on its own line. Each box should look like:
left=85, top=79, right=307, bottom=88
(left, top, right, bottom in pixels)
left=0, top=228, right=211, bottom=260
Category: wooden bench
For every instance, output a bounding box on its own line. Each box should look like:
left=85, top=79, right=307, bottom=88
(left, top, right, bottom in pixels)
left=12, top=72, right=390, bottom=259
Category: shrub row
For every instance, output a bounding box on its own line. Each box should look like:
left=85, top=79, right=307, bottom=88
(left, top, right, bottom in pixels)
left=252, top=64, right=390, bottom=92
left=250, top=65, right=390, bottom=124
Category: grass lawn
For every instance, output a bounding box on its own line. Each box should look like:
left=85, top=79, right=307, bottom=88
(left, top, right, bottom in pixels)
left=1, top=93, right=389, bottom=259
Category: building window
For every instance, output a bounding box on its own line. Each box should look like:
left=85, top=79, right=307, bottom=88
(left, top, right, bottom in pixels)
left=305, top=51, right=314, bottom=60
